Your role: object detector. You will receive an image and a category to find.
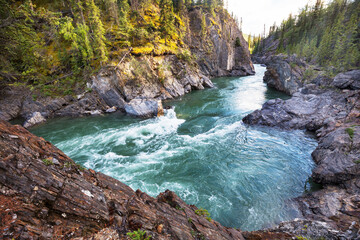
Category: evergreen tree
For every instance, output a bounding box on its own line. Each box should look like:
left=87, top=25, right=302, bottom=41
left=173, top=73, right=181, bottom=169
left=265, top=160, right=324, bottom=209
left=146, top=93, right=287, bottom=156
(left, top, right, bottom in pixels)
left=85, top=0, right=108, bottom=63
left=118, top=0, right=130, bottom=30
left=159, top=0, right=175, bottom=45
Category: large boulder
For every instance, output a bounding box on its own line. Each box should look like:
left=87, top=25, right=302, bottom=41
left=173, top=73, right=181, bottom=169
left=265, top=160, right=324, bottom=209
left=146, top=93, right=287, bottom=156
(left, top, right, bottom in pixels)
left=91, top=69, right=127, bottom=110
left=242, top=87, right=347, bottom=131
left=332, top=70, right=360, bottom=90
left=125, top=99, right=164, bottom=118
left=262, top=54, right=307, bottom=95
left=23, top=112, right=46, bottom=128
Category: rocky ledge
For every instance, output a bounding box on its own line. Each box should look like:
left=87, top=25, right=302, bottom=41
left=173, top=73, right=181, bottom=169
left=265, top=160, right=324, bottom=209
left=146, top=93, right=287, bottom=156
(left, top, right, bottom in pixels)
left=0, top=120, right=249, bottom=239
left=253, top=54, right=308, bottom=95
left=243, top=70, right=360, bottom=239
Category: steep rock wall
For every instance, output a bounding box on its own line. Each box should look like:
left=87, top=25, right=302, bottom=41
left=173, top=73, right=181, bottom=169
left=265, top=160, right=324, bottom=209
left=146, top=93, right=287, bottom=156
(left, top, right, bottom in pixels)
left=186, top=8, right=254, bottom=77
left=92, top=55, right=213, bottom=111
left=90, top=8, right=255, bottom=114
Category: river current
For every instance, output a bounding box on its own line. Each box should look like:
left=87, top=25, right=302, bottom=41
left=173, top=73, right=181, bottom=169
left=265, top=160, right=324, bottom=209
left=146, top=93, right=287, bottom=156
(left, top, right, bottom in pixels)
left=31, top=65, right=317, bottom=231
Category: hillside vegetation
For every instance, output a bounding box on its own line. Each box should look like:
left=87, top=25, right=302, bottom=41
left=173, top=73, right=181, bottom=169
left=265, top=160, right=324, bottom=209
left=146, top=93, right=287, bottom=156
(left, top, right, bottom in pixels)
left=253, top=0, right=360, bottom=74
left=0, top=0, right=228, bottom=95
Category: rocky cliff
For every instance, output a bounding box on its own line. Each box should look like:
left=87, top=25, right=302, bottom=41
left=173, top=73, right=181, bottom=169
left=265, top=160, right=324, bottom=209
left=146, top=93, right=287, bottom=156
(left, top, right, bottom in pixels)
left=253, top=54, right=308, bottom=95
left=0, top=5, right=253, bottom=127
left=243, top=70, right=360, bottom=239
left=185, top=7, right=254, bottom=77
left=90, top=7, right=254, bottom=117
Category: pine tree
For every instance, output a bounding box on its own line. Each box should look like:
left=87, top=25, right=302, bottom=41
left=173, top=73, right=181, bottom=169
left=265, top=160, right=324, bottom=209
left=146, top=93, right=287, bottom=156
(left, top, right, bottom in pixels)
left=85, top=0, right=108, bottom=63
left=118, top=0, right=130, bottom=30
left=104, top=0, right=119, bottom=24
left=159, top=0, right=175, bottom=45
left=317, top=26, right=333, bottom=66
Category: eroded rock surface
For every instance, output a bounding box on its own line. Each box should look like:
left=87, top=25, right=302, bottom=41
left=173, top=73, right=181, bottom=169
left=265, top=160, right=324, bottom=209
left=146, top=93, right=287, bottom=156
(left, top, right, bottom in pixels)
left=0, top=86, right=109, bottom=128
left=186, top=8, right=255, bottom=77
left=332, top=70, right=360, bottom=90
left=260, top=54, right=307, bottom=95
left=0, top=120, right=247, bottom=239
left=125, top=99, right=164, bottom=118
left=243, top=72, right=360, bottom=239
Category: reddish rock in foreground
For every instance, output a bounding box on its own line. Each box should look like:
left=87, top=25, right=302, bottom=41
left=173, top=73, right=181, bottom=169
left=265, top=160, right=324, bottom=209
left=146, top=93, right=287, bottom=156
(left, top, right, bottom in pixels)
left=0, top=120, right=247, bottom=239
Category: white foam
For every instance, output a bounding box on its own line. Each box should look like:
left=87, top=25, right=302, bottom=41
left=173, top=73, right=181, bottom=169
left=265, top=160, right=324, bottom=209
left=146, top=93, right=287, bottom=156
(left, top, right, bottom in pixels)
left=114, top=109, right=185, bottom=145
left=180, top=121, right=245, bottom=146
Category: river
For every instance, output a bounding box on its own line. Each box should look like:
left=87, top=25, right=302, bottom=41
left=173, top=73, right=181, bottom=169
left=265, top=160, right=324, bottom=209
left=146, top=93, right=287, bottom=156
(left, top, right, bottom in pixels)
left=31, top=64, right=317, bottom=231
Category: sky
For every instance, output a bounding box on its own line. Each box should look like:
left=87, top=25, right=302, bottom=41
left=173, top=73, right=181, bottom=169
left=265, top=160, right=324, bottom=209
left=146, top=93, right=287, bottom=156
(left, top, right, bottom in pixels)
left=227, top=0, right=331, bottom=36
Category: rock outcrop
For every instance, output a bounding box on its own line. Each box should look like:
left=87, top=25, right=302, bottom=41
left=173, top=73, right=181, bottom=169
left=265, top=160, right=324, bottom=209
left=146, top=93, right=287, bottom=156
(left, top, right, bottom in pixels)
left=92, top=55, right=214, bottom=105
left=332, top=70, right=360, bottom=90
left=242, top=86, right=350, bottom=131
left=0, top=86, right=109, bottom=127
left=0, top=19, right=253, bottom=127
left=125, top=99, right=164, bottom=118
left=254, top=54, right=308, bottom=95
left=243, top=70, right=360, bottom=239
left=186, top=7, right=255, bottom=77
left=23, top=112, right=46, bottom=128
left=0, top=120, right=248, bottom=239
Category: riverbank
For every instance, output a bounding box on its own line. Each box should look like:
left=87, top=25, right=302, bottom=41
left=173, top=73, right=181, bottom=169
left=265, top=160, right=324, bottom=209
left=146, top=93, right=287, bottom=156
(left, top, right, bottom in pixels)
left=243, top=57, right=360, bottom=239
left=0, top=2, right=255, bottom=128
left=1, top=66, right=319, bottom=239
left=30, top=66, right=317, bottom=232
left=0, top=119, right=247, bottom=239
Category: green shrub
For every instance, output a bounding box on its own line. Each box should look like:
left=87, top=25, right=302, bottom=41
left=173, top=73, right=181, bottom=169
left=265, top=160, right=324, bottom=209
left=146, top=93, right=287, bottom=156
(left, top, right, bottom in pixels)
left=127, top=229, right=151, bottom=240
left=195, top=208, right=210, bottom=217
left=346, top=128, right=354, bottom=140
left=353, top=159, right=360, bottom=164
left=176, top=49, right=195, bottom=63
left=42, top=158, right=53, bottom=166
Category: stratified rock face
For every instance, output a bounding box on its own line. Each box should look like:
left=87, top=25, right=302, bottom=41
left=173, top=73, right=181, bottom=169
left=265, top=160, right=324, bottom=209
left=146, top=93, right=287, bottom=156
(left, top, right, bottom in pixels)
left=243, top=76, right=360, bottom=238
left=260, top=55, right=307, bottom=95
left=0, top=120, right=245, bottom=240
left=312, top=125, right=360, bottom=184
left=92, top=55, right=213, bottom=104
left=186, top=8, right=254, bottom=77
left=243, top=88, right=349, bottom=131
left=0, top=86, right=110, bottom=127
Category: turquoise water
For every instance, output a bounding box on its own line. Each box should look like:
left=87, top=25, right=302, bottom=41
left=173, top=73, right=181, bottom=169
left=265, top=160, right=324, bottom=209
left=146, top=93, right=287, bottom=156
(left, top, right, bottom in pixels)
left=31, top=65, right=317, bottom=231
